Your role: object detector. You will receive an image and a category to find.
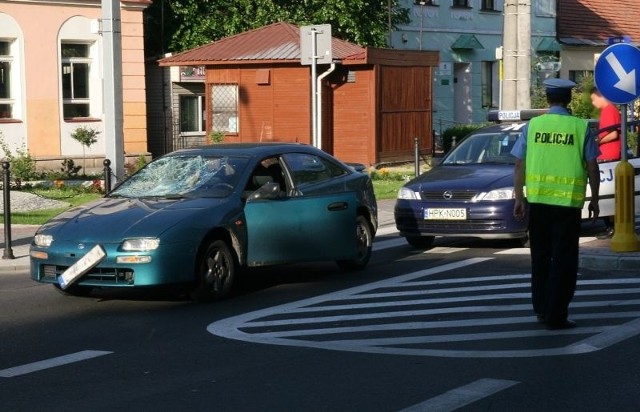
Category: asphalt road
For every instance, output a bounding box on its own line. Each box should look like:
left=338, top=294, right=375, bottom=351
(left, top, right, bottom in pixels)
left=2, top=233, right=640, bottom=411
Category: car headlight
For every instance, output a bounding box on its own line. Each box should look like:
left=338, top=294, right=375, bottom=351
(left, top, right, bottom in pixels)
left=398, top=187, right=421, bottom=200
left=475, top=188, right=515, bottom=201
left=121, top=238, right=160, bottom=251
left=34, top=234, right=54, bottom=248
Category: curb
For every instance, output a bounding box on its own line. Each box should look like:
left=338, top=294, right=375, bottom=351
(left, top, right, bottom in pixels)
left=579, top=251, right=640, bottom=271
left=0, top=263, right=30, bottom=275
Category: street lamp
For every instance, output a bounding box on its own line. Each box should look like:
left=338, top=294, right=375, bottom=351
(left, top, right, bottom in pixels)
left=414, top=0, right=427, bottom=50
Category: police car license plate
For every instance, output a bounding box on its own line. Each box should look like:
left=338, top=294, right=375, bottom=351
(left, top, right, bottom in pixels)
left=424, top=208, right=467, bottom=220
left=57, top=245, right=106, bottom=290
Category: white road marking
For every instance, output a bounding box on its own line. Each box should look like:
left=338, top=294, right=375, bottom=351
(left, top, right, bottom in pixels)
left=0, top=350, right=113, bottom=378
left=209, top=256, right=640, bottom=358
left=398, top=378, right=519, bottom=412
left=425, top=246, right=468, bottom=254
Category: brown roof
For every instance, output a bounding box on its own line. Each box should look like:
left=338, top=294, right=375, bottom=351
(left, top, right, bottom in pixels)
left=558, top=0, right=640, bottom=45
left=158, top=22, right=366, bottom=66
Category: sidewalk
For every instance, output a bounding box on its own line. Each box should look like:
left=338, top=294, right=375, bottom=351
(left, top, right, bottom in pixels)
left=0, top=201, right=638, bottom=275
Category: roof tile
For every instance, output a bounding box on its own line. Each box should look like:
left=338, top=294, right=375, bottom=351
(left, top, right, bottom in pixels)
left=159, top=22, right=365, bottom=65
left=558, top=0, right=640, bottom=44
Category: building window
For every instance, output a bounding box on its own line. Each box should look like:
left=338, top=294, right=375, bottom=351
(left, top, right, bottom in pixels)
left=0, top=40, right=13, bottom=119
left=211, top=84, right=238, bottom=133
left=482, top=61, right=499, bottom=108
left=452, top=0, right=469, bottom=7
left=569, top=70, right=593, bottom=84
left=61, top=43, right=92, bottom=119
left=179, top=95, right=205, bottom=134
left=535, top=0, right=556, bottom=17
left=481, top=0, right=496, bottom=11
left=414, top=0, right=436, bottom=5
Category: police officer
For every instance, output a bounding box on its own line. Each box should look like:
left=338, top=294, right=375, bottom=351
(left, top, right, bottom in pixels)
left=511, top=78, right=601, bottom=330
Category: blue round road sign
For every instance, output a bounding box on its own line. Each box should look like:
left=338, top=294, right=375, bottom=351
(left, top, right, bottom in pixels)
left=594, top=43, right=640, bottom=104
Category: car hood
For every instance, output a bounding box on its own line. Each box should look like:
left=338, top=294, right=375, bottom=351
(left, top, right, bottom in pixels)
left=38, top=196, right=228, bottom=242
left=407, top=164, right=514, bottom=191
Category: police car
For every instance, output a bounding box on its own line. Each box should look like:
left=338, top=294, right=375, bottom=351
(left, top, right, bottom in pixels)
left=394, top=110, right=640, bottom=248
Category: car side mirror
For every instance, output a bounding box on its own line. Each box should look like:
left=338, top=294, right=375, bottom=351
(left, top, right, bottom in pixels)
left=246, top=182, right=281, bottom=202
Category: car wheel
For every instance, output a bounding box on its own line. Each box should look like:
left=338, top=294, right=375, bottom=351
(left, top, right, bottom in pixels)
left=53, top=283, right=93, bottom=297
left=336, top=215, right=373, bottom=271
left=190, top=240, right=236, bottom=302
left=405, top=235, right=435, bottom=249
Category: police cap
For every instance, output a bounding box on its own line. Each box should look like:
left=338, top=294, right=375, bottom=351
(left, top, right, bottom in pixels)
left=543, top=78, right=576, bottom=97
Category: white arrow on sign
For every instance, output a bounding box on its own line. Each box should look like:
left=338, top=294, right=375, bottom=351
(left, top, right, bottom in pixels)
left=605, top=52, right=637, bottom=95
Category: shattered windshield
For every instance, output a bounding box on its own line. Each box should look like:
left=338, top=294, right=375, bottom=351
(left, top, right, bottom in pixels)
left=442, top=132, right=521, bottom=165
left=110, top=155, right=248, bottom=198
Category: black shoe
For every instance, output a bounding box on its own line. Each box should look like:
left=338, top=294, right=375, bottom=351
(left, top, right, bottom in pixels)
left=546, top=319, right=577, bottom=330
left=536, top=314, right=546, bottom=324
left=596, top=227, right=614, bottom=240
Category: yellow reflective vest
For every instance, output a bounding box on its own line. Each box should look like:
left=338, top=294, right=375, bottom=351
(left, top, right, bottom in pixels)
left=525, top=114, right=589, bottom=208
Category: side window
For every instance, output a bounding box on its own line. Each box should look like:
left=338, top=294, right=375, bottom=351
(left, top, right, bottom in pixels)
left=283, top=153, right=344, bottom=186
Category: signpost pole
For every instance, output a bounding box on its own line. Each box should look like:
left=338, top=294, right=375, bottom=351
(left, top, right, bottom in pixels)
left=611, top=104, right=638, bottom=251
left=594, top=42, right=640, bottom=252
left=311, top=28, right=318, bottom=148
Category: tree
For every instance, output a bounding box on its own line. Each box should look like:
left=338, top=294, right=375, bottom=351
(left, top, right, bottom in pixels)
left=144, top=0, right=410, bottom=55
left=70, top=126, right=100, bottom=175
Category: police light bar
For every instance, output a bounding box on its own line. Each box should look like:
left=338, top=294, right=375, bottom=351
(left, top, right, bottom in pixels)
left=487, top=109, right=548, bottom=122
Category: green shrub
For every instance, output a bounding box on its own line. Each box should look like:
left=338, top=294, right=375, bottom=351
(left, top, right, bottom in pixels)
left=0, top=131, right=37, bottom=184
left=441, top=124, right=486, bottom=153
left=61, top=158, right=82, bottom=178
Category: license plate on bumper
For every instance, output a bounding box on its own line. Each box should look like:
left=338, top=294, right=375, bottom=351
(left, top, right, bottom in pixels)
left=424, top=208, right=467, bottom=220
left=58, top=245, right=107, bottom=289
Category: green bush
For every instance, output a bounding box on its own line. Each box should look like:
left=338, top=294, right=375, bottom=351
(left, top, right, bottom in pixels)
left=0, top=131, right=37, bottom=184
left=441, top=124, right=486, bottom=153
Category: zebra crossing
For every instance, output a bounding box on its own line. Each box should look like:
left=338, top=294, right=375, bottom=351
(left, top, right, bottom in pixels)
left=208, top=255, right=640, bottom=358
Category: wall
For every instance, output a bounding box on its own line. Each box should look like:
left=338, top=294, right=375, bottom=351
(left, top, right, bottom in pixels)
left=206, top=65, right=311, bottom=145
left=392, top=0, right=557, bottom=128
left=559, top=46, right=601, bottom=79
left=0, top=0, right=149, bottom=170
left=331, top=66, right=374, bottom=165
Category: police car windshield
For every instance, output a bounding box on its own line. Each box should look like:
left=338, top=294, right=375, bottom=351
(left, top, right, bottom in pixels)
left=443, top=132, right=520, bottom=165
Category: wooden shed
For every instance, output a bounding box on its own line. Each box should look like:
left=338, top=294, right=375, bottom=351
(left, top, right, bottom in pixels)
left=158, top=22, right=438, bottom=166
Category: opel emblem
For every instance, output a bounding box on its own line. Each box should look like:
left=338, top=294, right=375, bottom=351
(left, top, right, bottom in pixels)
left=77, top=243, right=85, bottom=250
left=443, top=190, right=453, bottom=200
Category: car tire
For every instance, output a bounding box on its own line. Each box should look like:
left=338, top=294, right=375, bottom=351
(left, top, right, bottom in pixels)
left=190, top=240, right=236, bottom=302
left=53, top=283, right=93, bottom=297
left=405, top=235, right=435, bottom=249
left=336, top=215, right=373, bottom=271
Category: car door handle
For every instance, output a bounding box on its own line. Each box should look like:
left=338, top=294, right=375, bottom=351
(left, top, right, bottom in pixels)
left=327, top=202, right=348, bottom=211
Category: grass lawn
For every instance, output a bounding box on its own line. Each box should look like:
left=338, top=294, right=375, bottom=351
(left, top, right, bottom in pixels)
left=373, top=179, right=405, bottom=200
left=1, top=190, right=103, bottom=226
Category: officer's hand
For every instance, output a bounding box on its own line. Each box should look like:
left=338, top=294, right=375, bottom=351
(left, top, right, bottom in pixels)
left=588, top=201, right=600, bottom=224
left=513, top=198, right=526, bottom=221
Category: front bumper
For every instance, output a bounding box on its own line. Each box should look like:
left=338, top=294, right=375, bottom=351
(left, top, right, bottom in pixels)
left=30, top=240, right=198, bottom=288
left=394, top=199, right=528, bottom=239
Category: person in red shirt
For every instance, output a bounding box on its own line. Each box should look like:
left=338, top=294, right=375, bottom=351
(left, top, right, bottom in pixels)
left=591, top=87, right=621, bottom=238
left=591, top=87, right=621, bottom=162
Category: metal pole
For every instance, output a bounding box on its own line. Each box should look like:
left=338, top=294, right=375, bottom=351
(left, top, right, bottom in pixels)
left=103, top=159, right=112, bottom=194
left=311, top=28, right=318, bottom=148
left=414, top=137, right=420, bottom=177
left=2, top=161, right=14, bottom=260
left=622, top=104, right=628, bottom=161
left=419, top=3, right=424, bottom=51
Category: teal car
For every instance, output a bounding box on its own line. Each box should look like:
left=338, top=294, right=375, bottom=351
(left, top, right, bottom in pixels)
left=30, top=143, right=377, bottom=301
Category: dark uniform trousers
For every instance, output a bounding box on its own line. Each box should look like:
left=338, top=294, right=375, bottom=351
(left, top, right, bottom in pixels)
left=528, top=202, right=581, bottom=324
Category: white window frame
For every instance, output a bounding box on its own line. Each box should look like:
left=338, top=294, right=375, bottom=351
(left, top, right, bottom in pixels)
left=179, top=94, right=206, bottom=135
left=60, top=42, right=94, bottom=120
left=0, top=38, right=16, bottom=119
